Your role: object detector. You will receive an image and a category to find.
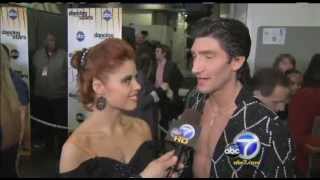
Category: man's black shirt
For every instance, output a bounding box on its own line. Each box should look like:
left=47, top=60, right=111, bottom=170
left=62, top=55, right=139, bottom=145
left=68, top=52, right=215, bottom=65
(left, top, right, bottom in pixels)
left=184, top=87, right=296, bottom=178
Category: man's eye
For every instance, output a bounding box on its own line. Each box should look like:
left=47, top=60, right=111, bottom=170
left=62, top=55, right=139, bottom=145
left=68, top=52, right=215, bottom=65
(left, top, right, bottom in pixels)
left=125, top=79, right=131, bottom=83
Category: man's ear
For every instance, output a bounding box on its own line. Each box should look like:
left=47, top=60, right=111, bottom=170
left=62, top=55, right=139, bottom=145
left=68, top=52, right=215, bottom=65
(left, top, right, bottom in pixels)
left=231, top=56, right=246, bottom=72
left=92, top=78, right=105, bottom=95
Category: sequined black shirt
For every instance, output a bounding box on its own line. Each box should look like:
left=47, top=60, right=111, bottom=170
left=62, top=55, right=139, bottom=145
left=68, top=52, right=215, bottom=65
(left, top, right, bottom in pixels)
left=185, top=87, right=296, bottom=178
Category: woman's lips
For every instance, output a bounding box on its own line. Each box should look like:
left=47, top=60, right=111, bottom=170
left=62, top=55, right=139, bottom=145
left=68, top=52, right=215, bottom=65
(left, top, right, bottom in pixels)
left=129, top=94, right=138, bottom=101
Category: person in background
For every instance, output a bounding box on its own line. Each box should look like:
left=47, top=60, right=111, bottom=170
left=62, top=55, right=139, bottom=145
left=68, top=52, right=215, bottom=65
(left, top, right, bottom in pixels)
left=0, top=45, right=25, bottom=177
left=275, top=69, right=304, bottom=121
left=126, top=53, right=161, bottom=141
left=135, top=30, right=155, bottom=82
left=279, top=69, right=304, bottom=121
left=271, top=53, right=297, bottom=120
left=273, top=53, right=296, bottom=74
left=151, top=43, right=184, bottom=141
left=288, top=53, right=320, bottom=177
left=1, top=44, right=30, bottom=153
left=30, top=32, right=67, bottom=154
left=135, top=30, right=152, bottom=50
left=59, top=38, right=182, bottom=178
left=285, top=69, right=303, bottom=97
left=132, top=33, right=160, bottom=138
left=122, top=26, right=136, bottom=48
left=251, top=68, right=291, bottom=114
left=189, top=17, right=295, bottom=178
left=251, top=68, right=292, bottom=125
left=1, top=44, right=30, bottom=108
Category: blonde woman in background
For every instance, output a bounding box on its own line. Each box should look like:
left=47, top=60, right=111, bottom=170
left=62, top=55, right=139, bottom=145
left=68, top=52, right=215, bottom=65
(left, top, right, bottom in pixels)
left=0, top=45, right=25, bottom=177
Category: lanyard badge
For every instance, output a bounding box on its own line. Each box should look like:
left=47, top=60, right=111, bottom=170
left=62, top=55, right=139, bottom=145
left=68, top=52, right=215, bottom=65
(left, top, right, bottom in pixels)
left=42, top=66, right=48, bottom=77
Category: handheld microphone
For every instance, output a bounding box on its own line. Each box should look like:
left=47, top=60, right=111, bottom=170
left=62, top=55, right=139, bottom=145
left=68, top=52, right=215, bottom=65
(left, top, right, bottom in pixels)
left=165, top=109, right=201, bottom=177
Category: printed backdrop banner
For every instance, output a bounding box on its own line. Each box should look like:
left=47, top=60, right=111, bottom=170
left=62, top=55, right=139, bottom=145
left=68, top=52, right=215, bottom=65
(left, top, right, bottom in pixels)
left=67, top=8, right=122, bottom=130
left=0, top=6, right=31, bottom=154
left=1, top=6, right=29, bottom=84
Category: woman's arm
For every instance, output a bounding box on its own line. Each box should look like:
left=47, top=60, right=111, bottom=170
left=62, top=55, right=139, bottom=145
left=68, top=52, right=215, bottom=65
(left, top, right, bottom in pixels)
left=59, top=141, right=91, bottom=174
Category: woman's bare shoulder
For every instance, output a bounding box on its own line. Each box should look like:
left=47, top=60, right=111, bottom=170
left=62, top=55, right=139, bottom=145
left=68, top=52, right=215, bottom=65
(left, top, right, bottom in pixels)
left=60, top=120, right=101, bottom=173
left=60, top=134, right=92, bottom=173
left=124, top=115, right=152, bottom=141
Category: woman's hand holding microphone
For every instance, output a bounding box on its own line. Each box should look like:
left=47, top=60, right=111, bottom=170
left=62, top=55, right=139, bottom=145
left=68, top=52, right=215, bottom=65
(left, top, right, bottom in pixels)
left=140, top=150, right=184, bottom=178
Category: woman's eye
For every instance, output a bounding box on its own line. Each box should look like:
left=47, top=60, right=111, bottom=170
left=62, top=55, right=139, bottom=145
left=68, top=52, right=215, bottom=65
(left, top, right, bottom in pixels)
left=122, top=77, right=132, bottom=84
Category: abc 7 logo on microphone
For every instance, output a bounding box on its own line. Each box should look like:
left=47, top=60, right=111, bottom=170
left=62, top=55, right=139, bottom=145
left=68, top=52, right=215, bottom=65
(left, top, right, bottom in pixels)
left=170, top=124, right=195, bottom=145
left=224, top=132, right=261, bottom=163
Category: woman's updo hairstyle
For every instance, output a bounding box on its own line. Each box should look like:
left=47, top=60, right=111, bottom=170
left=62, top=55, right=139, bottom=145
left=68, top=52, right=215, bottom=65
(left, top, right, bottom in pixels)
left=71, top=38, right=136, bottom=111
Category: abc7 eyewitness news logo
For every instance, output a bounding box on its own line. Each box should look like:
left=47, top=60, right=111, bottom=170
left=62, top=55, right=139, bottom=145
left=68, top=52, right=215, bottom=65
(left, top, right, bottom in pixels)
left=170, top=124, right=195, bottom=145
left=224, top=132, right=261, bottom=166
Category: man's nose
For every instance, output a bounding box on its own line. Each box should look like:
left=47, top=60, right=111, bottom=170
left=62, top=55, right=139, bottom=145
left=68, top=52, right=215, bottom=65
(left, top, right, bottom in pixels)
left=192, top=57, right=202, bottom=75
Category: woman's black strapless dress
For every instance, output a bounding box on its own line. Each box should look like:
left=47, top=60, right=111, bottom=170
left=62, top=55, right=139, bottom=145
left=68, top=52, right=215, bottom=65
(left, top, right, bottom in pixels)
left=60, top=141, right=157, bottom=178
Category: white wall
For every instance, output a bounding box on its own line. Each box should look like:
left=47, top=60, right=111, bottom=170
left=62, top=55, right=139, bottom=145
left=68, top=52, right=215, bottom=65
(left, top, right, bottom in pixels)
left=246, top=3, right=320, bottom=74
left=229, top=4, right=247, bottom=25
left=123, top=12, right=153, bottom=26
left=173, top=13, right=187, bottom=76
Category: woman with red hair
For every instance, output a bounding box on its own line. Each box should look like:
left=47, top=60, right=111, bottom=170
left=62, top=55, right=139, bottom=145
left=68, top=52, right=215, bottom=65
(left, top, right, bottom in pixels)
left=59, top=38, right=182, bottom=178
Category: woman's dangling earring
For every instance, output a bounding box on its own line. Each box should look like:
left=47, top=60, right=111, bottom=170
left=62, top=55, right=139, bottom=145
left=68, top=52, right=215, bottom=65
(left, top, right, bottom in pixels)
left=96, top=96, right=106, bottom=111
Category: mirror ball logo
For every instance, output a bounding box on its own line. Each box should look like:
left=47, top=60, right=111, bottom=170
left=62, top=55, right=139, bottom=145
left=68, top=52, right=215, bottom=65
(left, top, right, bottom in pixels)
left=225, top=132, right=261, bottom=160
left=103, top=10, right=112, bottom=21
left=10, top=49, right=19, bottom=59
left=8, top=9, right=17, bottom=20
left=76, top=31, right=85, bottom=42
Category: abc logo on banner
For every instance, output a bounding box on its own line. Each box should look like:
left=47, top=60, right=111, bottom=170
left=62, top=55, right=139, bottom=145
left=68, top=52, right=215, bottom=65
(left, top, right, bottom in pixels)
left=8, top=9, right=17, bottom=20
left=103, top=10, right=112, bottom=21
left=67, top=8, right=122, bottom=130
left=225, top=132, right=261, bottom=160
left=76, top=31, right=85, bottom=42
